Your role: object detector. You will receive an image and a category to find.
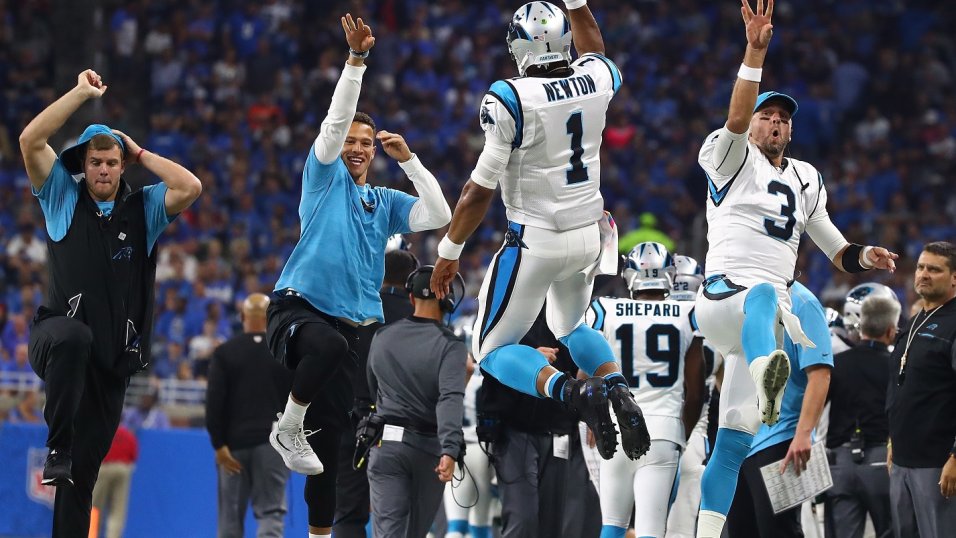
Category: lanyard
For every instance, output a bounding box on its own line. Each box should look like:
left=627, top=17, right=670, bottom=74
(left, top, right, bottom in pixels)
left=898, top=305, right=943, bottom=385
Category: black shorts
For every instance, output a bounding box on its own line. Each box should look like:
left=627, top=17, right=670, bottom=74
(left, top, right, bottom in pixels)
left=266, top=293, right=359, bottom=431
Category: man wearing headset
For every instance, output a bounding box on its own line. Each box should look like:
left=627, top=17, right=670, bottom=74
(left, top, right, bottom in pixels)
left=365, top=266, right=468, bottom=537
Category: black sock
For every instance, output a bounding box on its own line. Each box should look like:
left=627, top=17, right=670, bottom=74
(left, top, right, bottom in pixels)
left=549, top=373, right=570, bottom=401
left=604, top=372, right=628, bottom=390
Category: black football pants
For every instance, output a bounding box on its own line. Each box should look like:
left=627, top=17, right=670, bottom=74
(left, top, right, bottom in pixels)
left=29, top=315, right=128, bottom=538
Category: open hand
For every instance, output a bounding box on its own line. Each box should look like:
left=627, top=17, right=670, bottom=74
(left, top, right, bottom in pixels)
left=431, top=257, right=460, bottom=300
left=215, top=446, right=243, bottom=475
left=536, top=347, right=559, bottom=364
left=111, top=130, right=143, bottom=164
left=940, top=456, right=956, bottom=499
left=741, top=0, right=774, bottom=50
left=377, top=130, right=413, bottom=162
left=866, top=246, right=898, bottom=273
left=341, top=13, right=375, bottom=53
left=77, top=69, right=108, bottom=99
left=780, top=432, right=812, bottom=476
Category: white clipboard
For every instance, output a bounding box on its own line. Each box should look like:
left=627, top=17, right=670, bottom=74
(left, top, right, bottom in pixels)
left=759, top=441, right=833, bottom=514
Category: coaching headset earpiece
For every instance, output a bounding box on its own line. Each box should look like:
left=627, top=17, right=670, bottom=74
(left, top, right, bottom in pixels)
left=405, top=265, right=466, bottom=314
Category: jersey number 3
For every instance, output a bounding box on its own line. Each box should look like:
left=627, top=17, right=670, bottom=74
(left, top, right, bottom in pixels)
left=566, top=111, right=588, bottom=184
left=764, top=180, right=796, bottom=240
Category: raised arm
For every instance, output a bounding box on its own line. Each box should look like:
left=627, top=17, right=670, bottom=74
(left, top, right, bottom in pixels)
left=726, top=0, right=774, bottom=134
left=313, top=14, right=375, bottom=164
left=19, top=70, right=107, bottom=190
left=113, top=130, right=202, bottom=215
left=376, top=130, right=451, bottom=232
left=565, top=1, right=604, bottom=56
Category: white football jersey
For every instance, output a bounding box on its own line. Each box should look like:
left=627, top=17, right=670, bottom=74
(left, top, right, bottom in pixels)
left=586, top=297, right=697, bottom=446
left=699, top=130, right=830, bottom=300
left=479, top=53, right=622, bottom=231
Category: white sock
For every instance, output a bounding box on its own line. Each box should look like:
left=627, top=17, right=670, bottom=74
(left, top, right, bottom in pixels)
left=279, top=394, right=309, bottom=431
left=446, top=533, right=465, bottom=538
left=696, top=510, right=727, bottom=538
left=308, top=533, right=330, bottom=538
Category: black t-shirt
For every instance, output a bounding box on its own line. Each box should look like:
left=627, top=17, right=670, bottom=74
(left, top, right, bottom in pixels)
left=205, top=332, right=293, bottom=450
left=887, top=298, right=956, bottom=468
left=828, top=341, right=890, bottom=448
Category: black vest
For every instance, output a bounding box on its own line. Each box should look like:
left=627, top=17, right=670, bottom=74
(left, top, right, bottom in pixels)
left=39, top=180, right=158, bottom=378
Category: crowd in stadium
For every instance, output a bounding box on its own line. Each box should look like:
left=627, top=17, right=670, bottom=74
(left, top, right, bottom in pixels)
left=2, top=1, right=956, bottom=538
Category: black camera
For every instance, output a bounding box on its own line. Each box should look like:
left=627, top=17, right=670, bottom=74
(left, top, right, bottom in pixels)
left=849, top=428, right=865, bottom=464
left=353, top=413, right=385, bottom=470
left=476, top=412, right=501, bottom=445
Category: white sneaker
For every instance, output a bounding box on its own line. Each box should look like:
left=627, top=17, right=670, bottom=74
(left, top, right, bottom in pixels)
left=749, top=350, right=791, bottom=426
left=270, top=413, right=323, bottom=475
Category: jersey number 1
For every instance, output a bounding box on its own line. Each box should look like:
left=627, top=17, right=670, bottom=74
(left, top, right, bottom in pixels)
left=566, top=112, right=588, bottom=184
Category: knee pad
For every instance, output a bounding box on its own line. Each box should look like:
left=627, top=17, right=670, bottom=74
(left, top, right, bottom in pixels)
left=719, top=404, right=761, bottom=436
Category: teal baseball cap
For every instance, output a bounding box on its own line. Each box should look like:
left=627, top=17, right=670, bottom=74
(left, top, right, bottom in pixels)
left=59, top=124, right=126, bottom=175
left=754, top=91, right=798, bottom=117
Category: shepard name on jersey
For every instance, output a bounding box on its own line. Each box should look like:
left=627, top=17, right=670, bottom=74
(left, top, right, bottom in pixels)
left=586, top=296, right=697, bottom=445
left=615, top=301, right=683, bottom=318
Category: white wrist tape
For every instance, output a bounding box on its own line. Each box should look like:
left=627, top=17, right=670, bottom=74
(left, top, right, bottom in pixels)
left=737, top=63, right=763, bottom=83
left=437, top=235, right=465, bottom=261
left=564, top=0, right=587, bottom=10
left=860, top=246, right=875, bottom=269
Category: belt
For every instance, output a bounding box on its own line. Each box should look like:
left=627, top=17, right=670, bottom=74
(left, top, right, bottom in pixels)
left=275, top=289, right=360, bottom=330
left=383, top=416, right=438, bottom=437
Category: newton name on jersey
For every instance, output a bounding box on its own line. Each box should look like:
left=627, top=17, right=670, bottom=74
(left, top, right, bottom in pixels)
left=478, top=52, right=622, bottom=231
left=542, top=74, right=598, bottom=102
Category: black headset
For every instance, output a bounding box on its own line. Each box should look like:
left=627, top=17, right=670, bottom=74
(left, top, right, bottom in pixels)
left=405, top=265, right=466, bottom=314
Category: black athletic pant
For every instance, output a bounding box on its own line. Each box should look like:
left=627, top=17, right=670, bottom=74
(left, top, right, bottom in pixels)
left=28, top=315, right=128, bottom=538
left=727, top=438, right=804, bottom=538
left=267, top=295, right=359, bottom=528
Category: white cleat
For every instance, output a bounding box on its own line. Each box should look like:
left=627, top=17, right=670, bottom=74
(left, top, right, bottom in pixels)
left=749, top=350, right=791, bottom=426
left=270, top=413, right=324, bottom=475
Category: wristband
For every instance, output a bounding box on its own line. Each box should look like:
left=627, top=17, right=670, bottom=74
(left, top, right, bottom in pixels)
left=842, top=243, right=870, bottom=273
left=349, top=48, right=369, bottom=59
left=437, top=235, right=465, bottom=261
left=564, top=0, right=587, bottom=9
left=737, top=63, right=762, bottom=83
left=135, top=148, right=146, bottom=163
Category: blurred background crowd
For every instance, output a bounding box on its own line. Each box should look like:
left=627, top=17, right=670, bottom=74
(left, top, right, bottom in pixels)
left=0, top=0, right=953, bottom=406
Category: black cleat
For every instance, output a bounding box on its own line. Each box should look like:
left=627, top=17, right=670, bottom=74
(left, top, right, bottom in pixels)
left=608, top=384, right=652, bottom=460
left=564, top=377, right=618, bottom=460
left=41, top=448, right=73, bottom=487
